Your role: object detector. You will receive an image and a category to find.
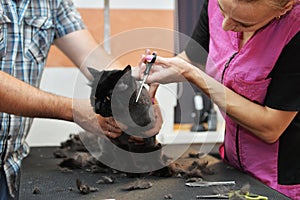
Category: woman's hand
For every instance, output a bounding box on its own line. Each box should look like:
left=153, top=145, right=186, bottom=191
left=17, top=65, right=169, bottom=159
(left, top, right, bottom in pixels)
left=131, top=49, right=153, bottom=80
left=143, top=103, right=163, bottom=137
left=142, top=83, right=163, bottom=137
left=137, top=51, right=193, bottom=84
left=128, top=103, right=163, bottom=144
left=127, top=83, right=163, bottom=144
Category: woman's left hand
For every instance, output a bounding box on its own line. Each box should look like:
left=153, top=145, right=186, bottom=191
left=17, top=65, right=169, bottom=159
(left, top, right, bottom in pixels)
left=143, top=103, right=163, bottom=137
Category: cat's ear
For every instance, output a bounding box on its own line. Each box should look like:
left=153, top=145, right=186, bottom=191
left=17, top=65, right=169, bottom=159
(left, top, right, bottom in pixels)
left=115, top=65, right=132, bottom=92
left=87, top=67, right=101, bottom=79
left=123, top=65, right=132, bottom=73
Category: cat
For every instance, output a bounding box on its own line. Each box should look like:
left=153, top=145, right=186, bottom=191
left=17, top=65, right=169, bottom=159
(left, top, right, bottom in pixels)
left=88, top=65, right=156, bottom=147
left=88, top=65, right=165, bottom=176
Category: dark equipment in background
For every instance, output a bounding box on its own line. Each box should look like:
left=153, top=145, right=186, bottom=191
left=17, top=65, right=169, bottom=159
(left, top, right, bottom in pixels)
left=191, top=92, right=217, bottom=132
left=175, top=0, right=217, bottom=131
left=191, top=92, right=207, bottom=132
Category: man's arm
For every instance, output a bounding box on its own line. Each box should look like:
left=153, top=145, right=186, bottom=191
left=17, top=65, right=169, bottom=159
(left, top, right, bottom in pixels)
left=0, top=70, right=73, bottom=121
left=53, top=29, right=118, bottom=80
left=0, top=70, right=110, bottom=135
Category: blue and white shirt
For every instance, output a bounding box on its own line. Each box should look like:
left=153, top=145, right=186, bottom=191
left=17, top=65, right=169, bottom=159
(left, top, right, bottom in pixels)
left=0, top=0, right=85, bottom=197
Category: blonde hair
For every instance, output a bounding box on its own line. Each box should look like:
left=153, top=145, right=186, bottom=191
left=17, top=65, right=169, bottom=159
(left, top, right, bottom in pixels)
left=267, top=0, right=294, bottom=9
left=240, top=0, right=294, bottom=9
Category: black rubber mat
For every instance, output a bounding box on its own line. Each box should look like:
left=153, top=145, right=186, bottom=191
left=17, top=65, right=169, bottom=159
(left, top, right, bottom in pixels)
left=19, top=147, right=291, bottom=200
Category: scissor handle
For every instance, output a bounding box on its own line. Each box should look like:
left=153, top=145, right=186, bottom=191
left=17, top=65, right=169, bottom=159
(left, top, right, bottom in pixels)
left=144, top=53, right=156, bottom=75
left=146, top=52, right=157, bottom=63
left=244, top=193, right=268, bottom=200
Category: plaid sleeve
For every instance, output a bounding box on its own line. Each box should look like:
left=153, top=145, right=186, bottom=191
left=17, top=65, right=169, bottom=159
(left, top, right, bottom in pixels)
left=54, top=0, right=86, bottom=39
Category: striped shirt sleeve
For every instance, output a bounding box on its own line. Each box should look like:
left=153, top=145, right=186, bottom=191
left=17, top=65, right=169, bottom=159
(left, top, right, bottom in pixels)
left=54, top=0, right=86, bottom=39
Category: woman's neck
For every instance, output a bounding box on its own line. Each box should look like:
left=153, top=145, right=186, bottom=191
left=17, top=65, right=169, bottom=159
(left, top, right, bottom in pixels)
left=239, top=32, right=255, bottom=49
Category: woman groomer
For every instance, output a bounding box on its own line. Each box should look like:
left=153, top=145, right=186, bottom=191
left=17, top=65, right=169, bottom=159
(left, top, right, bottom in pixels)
left=138, top=0, right=300, bottom=198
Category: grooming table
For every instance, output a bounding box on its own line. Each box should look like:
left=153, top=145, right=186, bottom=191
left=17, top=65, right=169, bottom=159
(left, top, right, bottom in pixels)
left=19, top=147, right=291, bottom=200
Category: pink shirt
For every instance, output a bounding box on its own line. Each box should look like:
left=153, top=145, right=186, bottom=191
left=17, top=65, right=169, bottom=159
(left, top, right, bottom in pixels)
left=206, top=0, right=300, bottom=198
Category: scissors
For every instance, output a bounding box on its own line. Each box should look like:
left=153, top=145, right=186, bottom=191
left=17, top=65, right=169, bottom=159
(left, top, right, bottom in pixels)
left=185, top=180, right=236, bottom=187
left=135, top=53, right=157, bottom=102
left=196, top=190, right=268, bottom=199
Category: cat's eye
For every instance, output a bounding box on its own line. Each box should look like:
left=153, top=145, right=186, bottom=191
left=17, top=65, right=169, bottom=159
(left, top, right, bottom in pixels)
left=117, top=82, right=129, bottom=91
left=106, top=96, right=111, bottom=101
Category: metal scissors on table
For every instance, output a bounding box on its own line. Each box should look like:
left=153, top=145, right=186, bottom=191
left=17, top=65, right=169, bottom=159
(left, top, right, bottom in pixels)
left=185, top=180, right=236, bottom=187
left=196, top=190, right=268, bottom=199
left=135, top=52, right=157, bottom=102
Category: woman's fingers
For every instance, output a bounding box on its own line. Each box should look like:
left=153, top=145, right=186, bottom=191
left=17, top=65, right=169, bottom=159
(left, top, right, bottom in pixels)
left=148, top=83, right=160, bottom=98
left=146, top=55, right=167, bottom=66
left=143, top=104, right=163, bottom=137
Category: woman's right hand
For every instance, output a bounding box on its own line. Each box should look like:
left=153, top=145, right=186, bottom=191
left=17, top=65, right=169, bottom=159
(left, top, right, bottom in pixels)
left=139, top=53, right=194, bottom=84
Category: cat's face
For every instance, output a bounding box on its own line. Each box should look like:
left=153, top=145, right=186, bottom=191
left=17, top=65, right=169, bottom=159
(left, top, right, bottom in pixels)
left=89, top=65, right=155, bottom=133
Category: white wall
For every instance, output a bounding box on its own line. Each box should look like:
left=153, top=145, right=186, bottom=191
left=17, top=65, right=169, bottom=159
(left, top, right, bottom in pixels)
left=73, top=0, right=175, bottom=10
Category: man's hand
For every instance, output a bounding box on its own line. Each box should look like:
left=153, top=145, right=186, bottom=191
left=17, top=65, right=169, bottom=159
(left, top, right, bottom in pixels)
left=72, top=99, right=123, bottom=138
left=96, top=114, right=123, bottom=138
